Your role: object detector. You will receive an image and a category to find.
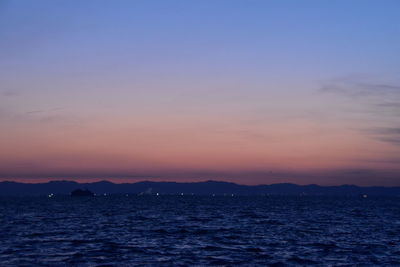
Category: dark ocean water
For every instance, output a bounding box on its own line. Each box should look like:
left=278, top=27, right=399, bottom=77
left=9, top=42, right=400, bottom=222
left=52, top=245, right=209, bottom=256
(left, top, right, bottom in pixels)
left=1, top=195, right=400, bottom=266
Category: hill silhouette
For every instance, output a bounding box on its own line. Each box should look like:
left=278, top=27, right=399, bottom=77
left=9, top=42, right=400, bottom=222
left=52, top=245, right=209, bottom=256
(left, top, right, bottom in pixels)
left=1, top=180, right=400, bottom=196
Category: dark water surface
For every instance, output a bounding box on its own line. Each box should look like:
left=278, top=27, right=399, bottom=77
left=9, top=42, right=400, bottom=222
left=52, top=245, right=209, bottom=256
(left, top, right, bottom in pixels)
left=1, top=195, right=400, bottom=266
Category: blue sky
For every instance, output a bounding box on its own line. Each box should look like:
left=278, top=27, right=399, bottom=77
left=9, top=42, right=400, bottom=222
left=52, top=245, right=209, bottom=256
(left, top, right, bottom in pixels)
left=1, top=0, right=400, bottom=185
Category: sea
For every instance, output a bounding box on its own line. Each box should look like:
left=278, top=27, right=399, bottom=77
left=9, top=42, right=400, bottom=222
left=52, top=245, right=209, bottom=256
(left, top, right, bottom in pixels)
left=1, top=195, right=400, bottom=266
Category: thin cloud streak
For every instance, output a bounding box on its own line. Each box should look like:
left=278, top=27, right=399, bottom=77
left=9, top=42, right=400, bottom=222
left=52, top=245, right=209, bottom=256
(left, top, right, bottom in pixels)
left=320, top=75, right=400, bottom=147
left=366, top=127, right=400, bottom=146
left=1, top=90, right=19, bottom=97
left=320, top=77, right=400, bottom=98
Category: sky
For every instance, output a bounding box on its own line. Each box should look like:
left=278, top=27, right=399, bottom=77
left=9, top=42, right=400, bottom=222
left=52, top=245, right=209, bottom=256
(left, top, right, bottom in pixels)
left=0, top=0, right=400, bottom=185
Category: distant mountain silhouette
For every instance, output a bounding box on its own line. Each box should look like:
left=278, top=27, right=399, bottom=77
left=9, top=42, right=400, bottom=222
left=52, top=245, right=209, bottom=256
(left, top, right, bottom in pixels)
left=1, top=180, right=400, bottom=196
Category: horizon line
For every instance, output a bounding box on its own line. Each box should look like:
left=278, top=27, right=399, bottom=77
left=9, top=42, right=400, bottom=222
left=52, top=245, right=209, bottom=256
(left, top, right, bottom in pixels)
left=1, top=179, right=400, bottom=188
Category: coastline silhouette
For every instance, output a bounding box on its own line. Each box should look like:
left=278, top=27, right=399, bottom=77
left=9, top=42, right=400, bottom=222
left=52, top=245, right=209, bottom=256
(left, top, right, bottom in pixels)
left=1, top=180, right=399, bottom=196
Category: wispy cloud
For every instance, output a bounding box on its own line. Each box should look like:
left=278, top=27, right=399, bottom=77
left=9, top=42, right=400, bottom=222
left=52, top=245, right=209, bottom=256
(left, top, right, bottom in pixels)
left=358, top=158, right=400, bottom=164
left=24, top=107, right=64, bottom=115
left=320, top=76, right=400, bottom=98
left=1, top=90, right=19, bottom=97
left=376, top=102, right=400, bottom=108
left=320, top=75, right=400, bottom=147
left=25, top=110, right=45, bottom=115
left=374, top=102, right=400, bottom=117
left=0, top=106, right=80, bottom=126
left=366, top=127, right=400, bottom=146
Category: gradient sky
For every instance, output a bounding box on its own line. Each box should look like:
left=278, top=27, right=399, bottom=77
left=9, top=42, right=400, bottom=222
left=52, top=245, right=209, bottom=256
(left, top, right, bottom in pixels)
left=1, top=0, right=400, bottom=185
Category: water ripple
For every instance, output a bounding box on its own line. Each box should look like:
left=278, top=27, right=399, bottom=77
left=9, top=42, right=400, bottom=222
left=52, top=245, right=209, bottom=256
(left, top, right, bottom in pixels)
left=0, top=195, right=400, bottom=265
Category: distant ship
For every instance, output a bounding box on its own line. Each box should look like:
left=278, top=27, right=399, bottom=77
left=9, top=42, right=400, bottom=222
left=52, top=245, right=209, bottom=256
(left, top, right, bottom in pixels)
left=70, top=189, right=94, bottom=197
